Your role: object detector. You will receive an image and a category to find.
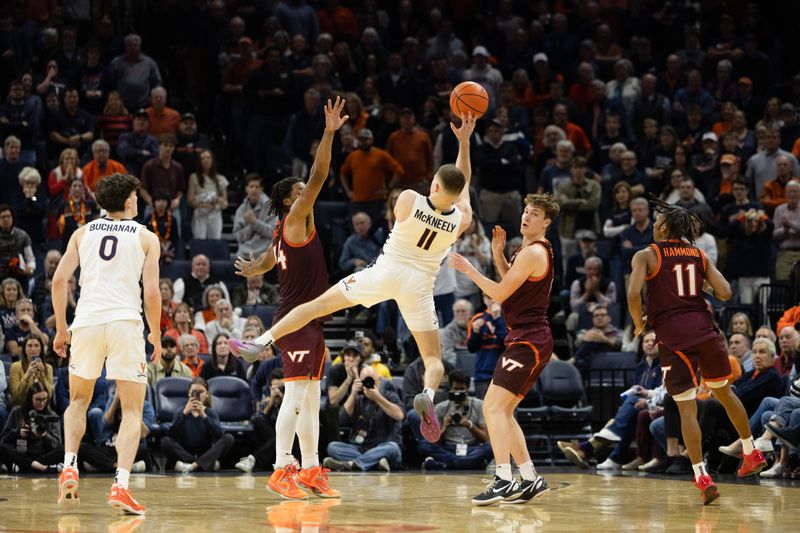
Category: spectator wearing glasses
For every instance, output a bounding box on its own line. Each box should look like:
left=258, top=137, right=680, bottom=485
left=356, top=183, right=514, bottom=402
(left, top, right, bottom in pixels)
left=572, top=305, right=622, bottom=369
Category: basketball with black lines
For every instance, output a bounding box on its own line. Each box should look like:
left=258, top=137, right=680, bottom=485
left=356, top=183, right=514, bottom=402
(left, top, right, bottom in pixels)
left=450, top=81, right=489, bottom=119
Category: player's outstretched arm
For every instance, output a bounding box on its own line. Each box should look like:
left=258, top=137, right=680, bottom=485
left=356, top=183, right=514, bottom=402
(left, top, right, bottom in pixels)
left=287, top=96, right=348, bottom=224
left=451, top=113, right=475, bottom=235
left=51, top=228, right=83, bottom=357
left=141, top=229, right=162, bottom=364
left=702, top=257, right=732, bottom=301
left=449, top=244, right=545, bottom=303
left=627, top=249, right=648, bottom=336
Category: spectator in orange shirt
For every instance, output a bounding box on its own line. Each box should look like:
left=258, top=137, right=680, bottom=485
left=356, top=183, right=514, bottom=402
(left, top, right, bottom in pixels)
left=317, top=0, right=358, bottom=43
left=146, top=87, right=180, bottom=137
left=385, top=108, right=433, bottom=193
left=81, top=139, right=127, bottom=193
left=760, top=154, right=797, bottom=215
left=552, top=102, right=592, bottom=157
left=339, top=128, right=404, bottom=223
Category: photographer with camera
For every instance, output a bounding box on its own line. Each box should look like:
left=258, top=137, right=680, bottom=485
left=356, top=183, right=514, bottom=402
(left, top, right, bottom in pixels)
left=412, top=369, right=493, bottom=471
left=235, top=368, right=295, bottom=473
left=0, top=382, right=62, bottom=473
left=159, top=377, right=234, bottom=473
left=77, top=384, right=154, bottom=473
left=8, top=335, right=53, bottom=406
left=323, top=366, right=405, bottom=472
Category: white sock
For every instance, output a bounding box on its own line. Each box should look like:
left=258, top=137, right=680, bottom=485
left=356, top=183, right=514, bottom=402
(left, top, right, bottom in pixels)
left=423, top=387, right=435, bottom=402
left=114, top=468, right=130, bottom=489
left=254, top=330, right=275, bottom=347
left=64, top=452, right=78, bottom=470
left=692, top=462, right=707, bottom=480
left=741, top=436, right=756, bottom=455
left=495, top=463, right=512, bottom=481
left=518, top=461, right=537, bottom=481
left=298, top=380, right=321, bottom=470
left=273, top=380, right=308, bottom=468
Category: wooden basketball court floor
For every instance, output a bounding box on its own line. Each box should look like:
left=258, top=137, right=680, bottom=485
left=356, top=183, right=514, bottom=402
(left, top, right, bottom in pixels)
left=1, top=469, right=798, bottom=532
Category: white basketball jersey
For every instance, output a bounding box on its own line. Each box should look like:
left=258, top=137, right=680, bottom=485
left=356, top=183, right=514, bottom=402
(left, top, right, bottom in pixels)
left=71, top=218, right=146, bottom=329
left=382, top=192, right=463, bottom=273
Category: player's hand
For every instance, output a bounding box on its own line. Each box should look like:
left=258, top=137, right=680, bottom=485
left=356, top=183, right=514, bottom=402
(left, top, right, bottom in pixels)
left=472, top=317, right=486, bottom=333
left=235, top=252, right=258, bottom=277
left=491, top=226, right=506, bottom=257
left=54, top=329, right=71, bottom=358
left=148, top=332, right=161, bottom=365
left=633, top=321, right=646, bottom=337
left=324, top=95, right=349, bottom=132
left=450, top=111, right=476, bottom=143
left=447, top=252, right=474, bottom=275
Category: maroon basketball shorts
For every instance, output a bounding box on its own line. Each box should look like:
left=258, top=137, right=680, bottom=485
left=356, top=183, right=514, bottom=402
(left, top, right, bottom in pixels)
left=277, top=322, right=326, bottom=381
left=491, top=336, right=553, bottom=398
left=657, top=335, right=732, bottom=399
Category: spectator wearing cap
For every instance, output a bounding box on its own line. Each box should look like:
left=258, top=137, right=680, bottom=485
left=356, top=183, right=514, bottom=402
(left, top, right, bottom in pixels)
left=140, top=134, right=185, bottom=229
left=116, top=108, right=159, bottom=177
left=174, top=112, right=212, bottom=177
left=376, top=52, right=419, bottom=111
left=81, top=139, right=127, bottom=193
left=109, top=34, right=162, bottom=110
left=385, top=108, right=433, bottom=193
left=339, top=128, right=404, bottom=223
left=736, top=77, right=762, bottom=128
left=781, top=103, right=800, bottom=152
left=692, top=132, right=721, bottom=188
left=463, top=46, right=503, bottom=109
left=146, top=335, right=192, bottom=387
left=145, top=87, right=180, bottom=137
left=282, top=88, right=324, bottom=178
left=745, top=127, right=800, bottom=199
left=707, top=154, right=740, bottom=213
left=529, top=52, right=561, bottom=110
left=761, top=155, right=798, bottom=215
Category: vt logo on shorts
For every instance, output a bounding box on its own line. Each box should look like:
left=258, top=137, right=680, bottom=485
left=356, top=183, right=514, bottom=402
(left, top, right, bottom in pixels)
left=501, top=357, right=524, bottom=371
left=287, top=350, right=310, bottom=363
left=137, top=362, right=146, bottom=378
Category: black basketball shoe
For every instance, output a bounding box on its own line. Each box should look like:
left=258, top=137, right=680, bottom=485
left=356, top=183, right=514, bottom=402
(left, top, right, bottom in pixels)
left=471, top=476, right=524, bottom=506
left=503, top=476, right=549, bottom=504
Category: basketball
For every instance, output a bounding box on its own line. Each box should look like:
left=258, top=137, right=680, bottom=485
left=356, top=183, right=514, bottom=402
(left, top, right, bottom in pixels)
left=450, top=81, right=489, bottom=119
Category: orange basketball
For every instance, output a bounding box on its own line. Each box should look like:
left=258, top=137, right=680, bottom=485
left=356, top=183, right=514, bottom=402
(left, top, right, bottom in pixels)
left=450, top=81, right=489, bottom=119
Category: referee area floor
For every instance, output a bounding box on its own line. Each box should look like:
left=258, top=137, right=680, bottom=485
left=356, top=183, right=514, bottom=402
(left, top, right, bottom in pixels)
left=1, top=468, right=798, bottom=532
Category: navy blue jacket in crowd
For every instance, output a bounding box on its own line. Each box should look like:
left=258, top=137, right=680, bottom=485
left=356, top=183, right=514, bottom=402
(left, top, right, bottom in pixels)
left=250, top=355, right=284, bottom=401
left=466, top=310, right=507, bottom=382
left=55, top=366, right=107, bottom=415
left=168, top=407, right=224, bottom=454
left=733, top=366, right=785, bottom=414
left=633, top=356, right=662, bottom=390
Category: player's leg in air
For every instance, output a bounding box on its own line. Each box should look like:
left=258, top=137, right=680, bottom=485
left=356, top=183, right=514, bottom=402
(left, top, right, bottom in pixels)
left=408, top=329, right=445, bottom=442
left=229, top=285, right=353, bottom=363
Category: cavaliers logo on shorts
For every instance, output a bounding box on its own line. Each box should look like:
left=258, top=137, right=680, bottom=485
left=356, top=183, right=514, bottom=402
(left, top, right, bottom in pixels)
left=341, top=275, right=357, bottom=292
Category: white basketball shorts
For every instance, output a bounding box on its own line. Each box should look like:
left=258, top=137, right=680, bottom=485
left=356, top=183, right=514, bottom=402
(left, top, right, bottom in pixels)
left=337, top=255, right=439, bottom=332
left=69, top=320, right=147, bottom=384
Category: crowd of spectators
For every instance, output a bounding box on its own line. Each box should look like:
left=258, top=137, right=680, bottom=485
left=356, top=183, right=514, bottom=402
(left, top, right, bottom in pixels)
left=2, top=1, right=800, bottom=478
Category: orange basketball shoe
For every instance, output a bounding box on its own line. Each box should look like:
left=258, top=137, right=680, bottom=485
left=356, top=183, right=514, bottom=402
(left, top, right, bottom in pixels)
left=267, top=465, right=308, bottom=500
left=108, top=483, right=146, bottom=515
left=297, top=466, right=341, bottom=498
left=57, top=466, right=79, bottom=504
left=738, top=449, right=768, bottom=477
left=692, top=475, right=720, bottom=506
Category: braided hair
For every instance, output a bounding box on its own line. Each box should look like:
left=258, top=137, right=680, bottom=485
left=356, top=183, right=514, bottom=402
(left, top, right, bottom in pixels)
left=648, top=194, right=702, bottom=244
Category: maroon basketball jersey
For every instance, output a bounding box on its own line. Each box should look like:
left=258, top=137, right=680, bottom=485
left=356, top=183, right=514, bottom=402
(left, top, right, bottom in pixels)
left=645, top=241, right=717, bottom=349
left=272, top=218, right=331, bottom=324
left=501, top=240, right=554, bottom=342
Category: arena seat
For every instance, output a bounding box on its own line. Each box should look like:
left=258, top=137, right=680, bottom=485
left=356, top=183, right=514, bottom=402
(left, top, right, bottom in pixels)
left=240, top=305, right=275, bottom=327
left=189, top=239, right=231, bottom=261
left=211, top=260, right=240, bottom=290
left=153, top=377, right=192, bottom=429
left=538, top=361, right=593, bottom=462
left=454, top=351, right=476, bottom=376
left=588, top=351, right=637, bottom=386
left=391, top=376, right=404, bottom=395
left=207, top=376, right=254, bottom=434
left=160, top=259, right=192, bottom=282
